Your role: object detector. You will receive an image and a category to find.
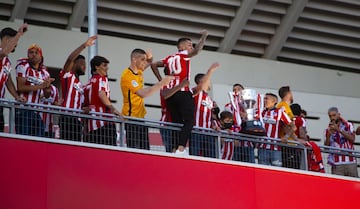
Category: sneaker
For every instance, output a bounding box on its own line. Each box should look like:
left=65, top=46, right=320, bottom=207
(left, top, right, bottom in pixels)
left=175, top=149, right=188, bottom=156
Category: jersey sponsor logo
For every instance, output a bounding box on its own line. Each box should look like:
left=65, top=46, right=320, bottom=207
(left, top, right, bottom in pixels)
left=27, top=76, right=44, bottom=85
left=3, top=65, right=11, bottom=75
left=131, top=80, right=139, bottom=87
left=201, top=98, right=213, bottom=108
left=263, top=117, right=277, bottom=124
left=74, top=83, right=84, bottom=94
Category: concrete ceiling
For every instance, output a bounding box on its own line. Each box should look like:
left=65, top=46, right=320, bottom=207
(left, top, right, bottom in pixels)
left=1, top=0, right=359, bottom=72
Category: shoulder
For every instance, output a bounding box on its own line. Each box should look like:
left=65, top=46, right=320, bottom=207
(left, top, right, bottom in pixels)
left=1, top=56, right=10, bottom=64
left=121, top=68, right=133, bottom=78
left=16, top=58, right=29, bottom=67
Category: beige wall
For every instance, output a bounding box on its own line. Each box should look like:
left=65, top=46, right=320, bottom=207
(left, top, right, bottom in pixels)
left=2, top=20, right=360, bottom=145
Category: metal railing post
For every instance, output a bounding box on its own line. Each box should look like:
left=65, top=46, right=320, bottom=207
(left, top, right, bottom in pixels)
left=216, top=134, right=221, bottom=159
left=8, top=105, right=16, bottom=134
left=119, top=121, right=125, bottom=147
left=302, top=146, right=308, bottom=171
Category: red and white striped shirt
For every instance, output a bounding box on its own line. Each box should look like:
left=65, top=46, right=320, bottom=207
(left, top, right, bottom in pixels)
left=325, top=118, right=356, bottom=165
left=39, top=85, right=59, bottom=132
left=16, top=58, right=50, bottom=103
left=162, top=50, right=191, bottom=92
left=0, top=57, right=11, bottom=98
left=259, top=107, right=291, bottom=150
left=59, top=70, right=84, bottom=110
left=294, top=116, right=306, bottom=137
left=220, top=125, right=241, bottom=160
left=84, top=74, right=111, bottom=132
left=194, top=91, right=213, bottom=129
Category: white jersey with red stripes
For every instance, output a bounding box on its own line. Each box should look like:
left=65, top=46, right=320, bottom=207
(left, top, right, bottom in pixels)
left=60, top=70, right=84, bottom=110
left=325, top=118, right=356, bottom=165
left=0, top=57, right=11, bottom=98
left=162, top=50, right=191, bottom=92
left=16, top=58, right=50, bottom=103
left=194, top=91, right=213, bottom=129
left=259, top=107, right=291, bottom=150
left=84, top=74, right=111, bottom=131
left=220, top=125, right=241, bottom=160
left=39, top=85, right=59, bottom=132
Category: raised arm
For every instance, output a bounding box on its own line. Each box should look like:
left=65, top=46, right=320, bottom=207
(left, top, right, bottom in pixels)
left=192, top=62, right=219, bottom=96
left=188, top=29, right=208, bottom=58
left=144, top=49, right=153, bottom=70
left=0, top=24, right=27, bottom=59
left=63, top=35, right=97, bottom=72
left=136, top=75, right=173, bottom=98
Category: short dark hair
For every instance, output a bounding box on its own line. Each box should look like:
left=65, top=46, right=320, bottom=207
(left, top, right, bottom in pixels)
left=90, top=55, right=109, bottom=73
left=0, top=27, right=17, bottom=39
left=290, top=103, right=302, bottom=116
left=265, top=93, right=278, bottom=102
left=278, top=86, right=290, bottom=99
left=131, top=48, right=146, bottom=59
left=233, top=83, right=244, bottom=89
left=220, top=111, right=233, bottom=121
left=74, top=54, right=85, bottom=62
left=194, top=73, right=205, bottom=85
left=177, top=37, right=191, bottom=49
left=328, top=107, right=339, bottom=113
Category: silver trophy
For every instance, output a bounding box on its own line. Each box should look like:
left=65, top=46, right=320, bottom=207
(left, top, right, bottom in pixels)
left=241, top=89, right=266, bottom=136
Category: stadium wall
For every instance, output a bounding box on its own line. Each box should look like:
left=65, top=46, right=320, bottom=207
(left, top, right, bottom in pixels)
left=0, top=135, right=359, bottom=209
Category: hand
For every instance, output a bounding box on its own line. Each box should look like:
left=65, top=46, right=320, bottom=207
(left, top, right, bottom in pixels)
left=15, top=96, right=26, bottom=103
left=85, top=35, right=97, bottom=47
left=281, top=137, right=288, bottom=143
left=214, top=126, right=221, bottom=132
left=179, top=79, right=189, bottom=89
left=82, top=106, right=90, bottom=114
left=146, top=48, right=153, bottom=61
left=240, top=111, right=247, bottom=119
left=41, top=78, right=55, bottom=88
left=54, top=98, right=64, bottom=106
left=208, top=62, right=220, bottom=72
left=160, top=75, right=174, bottom=86
left=199, top=29, right=208, bottom=37
left=17, top=23, right=28, bottom=36
left=329, top=122, right=339, bottom=132
left=356, top=126, right=360, bottom=135
left=113, top=110, right=124, bottom=120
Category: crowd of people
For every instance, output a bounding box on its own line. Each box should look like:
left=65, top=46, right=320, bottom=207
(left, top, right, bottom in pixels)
left=0, top=24, right=359, bottom=178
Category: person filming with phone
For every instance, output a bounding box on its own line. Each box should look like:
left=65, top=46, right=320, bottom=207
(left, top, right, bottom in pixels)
left=324, top=107, right=358, bottom=177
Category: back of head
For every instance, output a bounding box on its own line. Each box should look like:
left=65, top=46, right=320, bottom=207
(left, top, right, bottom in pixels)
left=290, top=103, right=302, bottom=116
left=0, top=27, right=17, bottom=40
left=278, top=86, right=290, bottom=99
left=194, top=73, right=205, bottom=85
left=177, top=37, right=191, bottom=49
left=220, top=111, right=233, bottom=121
left=75, top=54, right=85, bottom=62
left=90, top=55, right=109, bottom=74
